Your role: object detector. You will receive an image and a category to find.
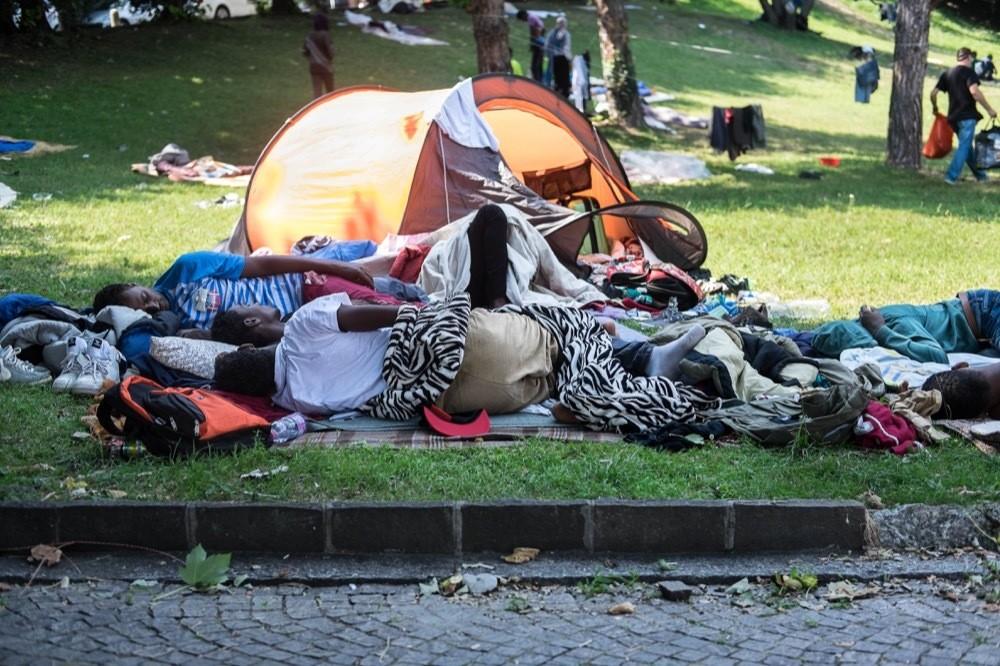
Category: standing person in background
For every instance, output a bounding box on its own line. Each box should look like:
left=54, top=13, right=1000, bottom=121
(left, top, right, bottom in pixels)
left=854, top=46, right=880, bottom=104
left=930, top=46, right=998, bottom=184
left=516, top=9, right=546, bottom=82
left=546, top=15, right=572, bottom=98
left=304, top=13, right=334, bottom=99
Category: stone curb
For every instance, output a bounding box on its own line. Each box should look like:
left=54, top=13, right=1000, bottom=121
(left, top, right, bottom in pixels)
left=0, top=500, right=867, bottom=555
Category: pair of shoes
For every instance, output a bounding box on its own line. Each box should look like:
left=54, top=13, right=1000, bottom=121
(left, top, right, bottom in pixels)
left=0, top=345, right=52, bottom=385
left=52, top=337, right=123, bottom=395
left=944, top=177, right=958, bottom=185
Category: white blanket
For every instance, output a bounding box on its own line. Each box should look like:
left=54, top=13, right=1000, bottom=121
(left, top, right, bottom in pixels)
left=418, top=204, right=605, bottom=308
left=839, top=346, right=1000, bottom=389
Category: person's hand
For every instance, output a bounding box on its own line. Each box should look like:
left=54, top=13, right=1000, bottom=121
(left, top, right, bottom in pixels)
left=990, top=109, right=998, bottom=119
left=303, top=270, right=327, bottom=286
left=859, top=305, right=885, bottom=334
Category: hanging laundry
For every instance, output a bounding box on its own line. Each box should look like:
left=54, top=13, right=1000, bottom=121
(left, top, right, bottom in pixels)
left=709, top=105, right=766, bottom=161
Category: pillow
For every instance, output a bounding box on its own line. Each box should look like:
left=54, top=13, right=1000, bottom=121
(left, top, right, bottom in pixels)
left=149, top=336, right=237, bottom=380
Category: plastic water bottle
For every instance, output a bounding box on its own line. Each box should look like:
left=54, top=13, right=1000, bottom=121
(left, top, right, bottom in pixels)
left=663, top=296, right=682, bottom=323
left=270, top=413, right=307, bottom=445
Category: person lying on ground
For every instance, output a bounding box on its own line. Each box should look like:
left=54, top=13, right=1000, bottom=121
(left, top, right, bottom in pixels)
left=211, top=302, right=702, bottom=384
left=923, top=361, right=1000, bottom=419
left=91, top=251, right=376, bottom=330
left=212, top=295, right=708, bottom=421
left=811, top=290, right=1000, bottom=364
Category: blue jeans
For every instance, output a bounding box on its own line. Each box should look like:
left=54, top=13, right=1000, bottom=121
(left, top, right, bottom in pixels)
left=946, top=118, right=987, bottom=182
left=965, top=289, right=1000, bottom=352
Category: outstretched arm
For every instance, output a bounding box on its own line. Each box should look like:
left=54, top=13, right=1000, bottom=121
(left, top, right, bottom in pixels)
left=969, top=83, right=997, bottom=118
left=336, top=305, right=400, bottom=332
left=241, top=255, right=373, bottom=288
left=929, top=87, right=940, bottom=113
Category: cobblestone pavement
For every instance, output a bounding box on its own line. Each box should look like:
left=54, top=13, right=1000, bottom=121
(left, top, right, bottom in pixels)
left=2, top=577, right=999, bottom=665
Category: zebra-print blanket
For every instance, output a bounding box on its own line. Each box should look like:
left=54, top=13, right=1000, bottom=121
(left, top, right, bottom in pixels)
left=503, top=304, right=722, bottom=432
left=363, top=294, right=471, bottom=421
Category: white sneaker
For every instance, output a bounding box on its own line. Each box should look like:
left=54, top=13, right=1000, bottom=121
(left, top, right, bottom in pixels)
left=0, top=345, right=52, bottom=385
left=53, top=354, right=86, bottom=392
left=69, top=341, right=124, bottom=395
left=51, top=338, right=91, bottom=392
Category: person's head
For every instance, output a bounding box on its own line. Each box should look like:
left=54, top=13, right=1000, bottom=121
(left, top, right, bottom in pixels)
left=957, top=47, right=974, bottom=65
left=211, top=305, right=284, bottom=346
left=214, top=346, right=277, bottom=396
left=923, top=369, right=991, bottom=418
left=516, top=9, right=528, bottom=21
left=312, top=12, right=329, bottom=31
left=555, top=15, right=566, bottom=29
left=93, top=283, right=169, bottom=315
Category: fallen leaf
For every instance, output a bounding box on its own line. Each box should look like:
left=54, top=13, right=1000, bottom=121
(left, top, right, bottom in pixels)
left=825, top=580, right=880, bottom=602
left=608, top=601, right=635, bottom=615
left=857, top=490, right=884, bottom=510
left=461, top=562, right=496, bottom=570
left=438, top=574, right=463, bottom=596
left=58, top=576, right=70, bottom=589
left=418, top=578, right=439, bottom=596
left=71, top=431, right=91, bottom=441
left=240, top=464, right=289, bottom=480
left=130, top=579, right=159, bottom=589
left=657, top=559, right=678, bottom=572
left=0, top=582, right=13, bottom=592
left=107, top=490, right=128, bottom=499
left=60, top=477, right=87, bottom=491
left=725, top=577, right=752, bottom=595
left=501, top=547, right=540, bottom=564
left=29, top=544, right=62, bottom=567
left=506, top=595, right=531, bottom=613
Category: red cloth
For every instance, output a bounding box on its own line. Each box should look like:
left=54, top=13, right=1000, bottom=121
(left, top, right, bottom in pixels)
left=389, top=245, right=431, bottom=283
left=302, top=275, right=405, bottom=305
left=855, top=401, right=917, bottom=455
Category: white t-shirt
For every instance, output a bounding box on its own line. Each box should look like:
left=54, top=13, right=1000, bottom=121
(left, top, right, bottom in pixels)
left=272, top=294, right=391, bottom=415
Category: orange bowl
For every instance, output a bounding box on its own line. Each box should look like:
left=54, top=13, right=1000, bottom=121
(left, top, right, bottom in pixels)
left=819, top=156, right=841, bottom=167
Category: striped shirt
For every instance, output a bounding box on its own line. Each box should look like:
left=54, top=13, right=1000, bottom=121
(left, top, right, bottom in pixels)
left=154, top=252, right=304, bottom=329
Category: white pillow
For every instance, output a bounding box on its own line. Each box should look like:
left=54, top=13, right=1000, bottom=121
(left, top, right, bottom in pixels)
left=149, top=336, right=237, bottom=380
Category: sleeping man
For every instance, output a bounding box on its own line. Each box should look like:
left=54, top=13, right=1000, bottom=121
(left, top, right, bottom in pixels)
left=212, top=293, right=713, bottom=430
left=91, top=251, right=420, bottom=331
left=812, top=290, right=1000, bottom=364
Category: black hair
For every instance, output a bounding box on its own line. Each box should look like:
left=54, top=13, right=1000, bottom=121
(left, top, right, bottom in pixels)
left=92, top=283, right=136, bottom=312
left=214, top=348, right=277, bottom=396
left=212, top=310, right=255, bottom=345
left=516, top=9, right=528, bottom=20
left=313, top=12, right=329, bottom=31
left=923, top=370, right=991, bottom=419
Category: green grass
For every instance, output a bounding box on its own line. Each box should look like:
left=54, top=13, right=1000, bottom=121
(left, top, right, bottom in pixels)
left=2, top=1, right=999, bottom=504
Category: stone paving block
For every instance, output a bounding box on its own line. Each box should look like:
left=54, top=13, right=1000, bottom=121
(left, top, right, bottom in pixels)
left=460, top=501, right=587, bottom=552
left=592, top=500, right=731, bottom=552
left=329, top=502, right=454, bottom=554
left=733, top=500, right=866, bottom=552
left=0, top=502, right=59, bottom=548
left=193, top=502, right=324, bottom=552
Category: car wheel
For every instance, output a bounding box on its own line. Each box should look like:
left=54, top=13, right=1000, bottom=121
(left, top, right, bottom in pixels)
left=215, top=5, right=230, bottom=19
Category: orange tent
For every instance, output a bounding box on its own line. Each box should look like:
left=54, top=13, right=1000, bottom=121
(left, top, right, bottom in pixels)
left=226, top=74, right=706, bottom=270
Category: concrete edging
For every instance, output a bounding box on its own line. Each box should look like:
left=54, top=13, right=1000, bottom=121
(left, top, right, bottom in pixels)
left=0, top=499, right=867, bottom=555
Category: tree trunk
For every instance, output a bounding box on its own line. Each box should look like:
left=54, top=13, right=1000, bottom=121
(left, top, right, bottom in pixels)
left=886, top=0, right=931, bottom=169
left=594, top=0, right=643, bottom=128
left=468, top=0, right=509, bottom=74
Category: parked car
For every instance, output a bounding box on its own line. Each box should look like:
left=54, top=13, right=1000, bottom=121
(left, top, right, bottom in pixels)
left=82, top=1, right=160, bottom=27
left=192, top=0, right=259, bottom=19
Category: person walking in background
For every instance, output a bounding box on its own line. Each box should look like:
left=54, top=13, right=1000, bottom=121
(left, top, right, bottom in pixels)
left=304, top=13, right=334, bottom=99
left=516, top=9, right=546, bottom=82
left=854, top=46, right=880, bottom=104
left=930, top=46, right=997, bottom=184
left=546, top=16, right=572, bottom=98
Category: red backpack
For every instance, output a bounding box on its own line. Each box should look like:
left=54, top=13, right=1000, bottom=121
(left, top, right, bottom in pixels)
left=97, top=376, right=271, bottom=458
